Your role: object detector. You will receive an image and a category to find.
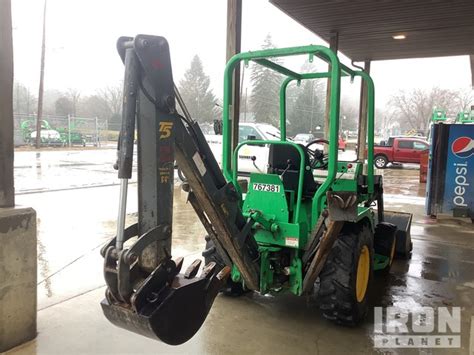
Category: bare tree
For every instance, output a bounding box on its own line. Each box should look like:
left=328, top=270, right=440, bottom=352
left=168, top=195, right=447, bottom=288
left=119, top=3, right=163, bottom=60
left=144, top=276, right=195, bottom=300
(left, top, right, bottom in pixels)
left=54, top=96, right=73, bottom=116
left=42, top=89, right=62, bottom=115
left=13, top=82, right=37, bottom=114
left=453, top=88, right=473, bottom=112
left=339, top=97, right=359, bottom=132
left=98, top=84, right=122, bottom=118
left=377, top=108, right=397, bottom=133
left=78, top=95, right=111, bottom=120
left=67, top=88, right=81, bottom=116
left=389, top=87, right=458, bottom=131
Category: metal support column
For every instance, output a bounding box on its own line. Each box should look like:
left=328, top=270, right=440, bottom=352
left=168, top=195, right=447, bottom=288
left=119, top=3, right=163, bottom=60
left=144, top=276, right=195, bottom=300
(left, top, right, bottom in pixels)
left=226, top=0, right=242, bottom=164
left=470, top=54, right=474, bottom=88
left=35, top=0, right=47, bottom=149
left=67, top=114, right=71, bottom=147
left=95, top=116, right=99, bottom=147
left=357, top=60, right=371, bottom=161
left=0, top=0, right=14, bottom=207
left=324, top=32, right=339, bottom=142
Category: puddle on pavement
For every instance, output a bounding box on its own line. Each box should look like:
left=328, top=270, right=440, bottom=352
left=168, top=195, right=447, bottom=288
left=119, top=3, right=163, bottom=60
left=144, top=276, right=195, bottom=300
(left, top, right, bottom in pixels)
left=15, top=149, right=137, bottom=193
left=381, top=167, right=426, bottom=197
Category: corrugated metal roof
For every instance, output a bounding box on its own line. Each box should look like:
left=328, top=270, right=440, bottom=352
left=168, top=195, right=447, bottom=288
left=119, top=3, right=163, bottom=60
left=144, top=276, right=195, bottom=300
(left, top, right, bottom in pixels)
left=269, top=0, right=474, bottom=61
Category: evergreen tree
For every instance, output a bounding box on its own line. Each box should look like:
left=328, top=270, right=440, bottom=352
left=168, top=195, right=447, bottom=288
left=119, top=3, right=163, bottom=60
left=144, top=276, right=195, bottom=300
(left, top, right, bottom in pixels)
left=249, top=34, right=283, bottom=125
left=179, top=55, right=219, bottom=123
left=287, top=62, right=325, bottom=136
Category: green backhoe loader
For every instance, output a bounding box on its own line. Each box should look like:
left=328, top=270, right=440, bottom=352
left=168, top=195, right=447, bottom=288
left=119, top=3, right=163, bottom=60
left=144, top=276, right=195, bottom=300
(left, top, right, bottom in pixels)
left=100, top=35, right=412, bottom=345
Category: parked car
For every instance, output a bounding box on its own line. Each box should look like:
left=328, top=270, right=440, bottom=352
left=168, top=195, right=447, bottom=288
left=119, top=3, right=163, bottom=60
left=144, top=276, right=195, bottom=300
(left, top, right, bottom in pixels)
left=373, top=136, right=430, bottom=168
left=293, top=133, right=314, bottom=145
left=29, top=129, right=63, bottom=145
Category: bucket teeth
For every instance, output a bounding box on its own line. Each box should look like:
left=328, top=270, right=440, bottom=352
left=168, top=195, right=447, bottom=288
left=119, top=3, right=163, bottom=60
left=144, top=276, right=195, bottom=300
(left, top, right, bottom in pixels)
left=201, top=261, right=218, bottom=279
left=216, top=265, right=231, bottom=280
left=184, top=259, right=202, bottom=279
left=174, top=256, right=184, bottom=273
left=205, top=265, right=231, bottom=299
left=101, top=257, right=230, bottom=345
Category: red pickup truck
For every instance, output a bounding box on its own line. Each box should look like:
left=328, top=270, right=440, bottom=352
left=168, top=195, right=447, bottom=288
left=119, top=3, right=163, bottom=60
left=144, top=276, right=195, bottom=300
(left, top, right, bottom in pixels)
left=373, top=136, right=430, bottom=168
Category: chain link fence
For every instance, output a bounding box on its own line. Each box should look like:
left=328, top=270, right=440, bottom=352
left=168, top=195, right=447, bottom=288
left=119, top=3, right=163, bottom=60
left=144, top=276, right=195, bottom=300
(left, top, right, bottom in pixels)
left=14, top=113, right=120, bottom=147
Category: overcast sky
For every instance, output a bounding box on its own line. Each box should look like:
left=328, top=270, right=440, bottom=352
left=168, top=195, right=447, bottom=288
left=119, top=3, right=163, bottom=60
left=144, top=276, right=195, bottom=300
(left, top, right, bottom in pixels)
left=11, top=0, right=472, bottom=108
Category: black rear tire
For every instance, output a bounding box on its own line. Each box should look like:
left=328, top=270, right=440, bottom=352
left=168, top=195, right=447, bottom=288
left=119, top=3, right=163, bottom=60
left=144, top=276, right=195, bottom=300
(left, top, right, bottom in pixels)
left=318, top=222, right=374, bottom=326
left=202, top=236, right=247, bottom=297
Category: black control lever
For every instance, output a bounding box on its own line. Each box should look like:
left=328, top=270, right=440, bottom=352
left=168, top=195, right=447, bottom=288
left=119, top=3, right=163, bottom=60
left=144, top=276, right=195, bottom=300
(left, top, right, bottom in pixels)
left=251, top=156, right=263, bottom=174
left=280, top=159, right=292, bottom=179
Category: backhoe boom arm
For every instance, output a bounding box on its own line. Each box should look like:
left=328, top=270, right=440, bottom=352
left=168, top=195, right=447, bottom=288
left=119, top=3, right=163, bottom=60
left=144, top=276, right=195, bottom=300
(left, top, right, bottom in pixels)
left=101, top=34, right=259, bottom=345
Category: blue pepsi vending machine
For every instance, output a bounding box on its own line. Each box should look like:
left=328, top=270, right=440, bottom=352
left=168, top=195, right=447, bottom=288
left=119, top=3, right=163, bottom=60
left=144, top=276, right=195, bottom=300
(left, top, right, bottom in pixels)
left=426, top=123, right=474, bottom=219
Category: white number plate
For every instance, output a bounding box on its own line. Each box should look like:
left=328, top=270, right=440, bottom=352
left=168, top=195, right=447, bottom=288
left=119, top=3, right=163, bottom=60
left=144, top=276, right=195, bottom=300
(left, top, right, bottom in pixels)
left=252, top=183, right=281, bottom=193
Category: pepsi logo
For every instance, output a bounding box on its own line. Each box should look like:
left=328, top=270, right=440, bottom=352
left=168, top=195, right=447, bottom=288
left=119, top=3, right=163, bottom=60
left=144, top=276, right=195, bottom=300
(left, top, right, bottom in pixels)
left=452, top=136, right=474, bottom=158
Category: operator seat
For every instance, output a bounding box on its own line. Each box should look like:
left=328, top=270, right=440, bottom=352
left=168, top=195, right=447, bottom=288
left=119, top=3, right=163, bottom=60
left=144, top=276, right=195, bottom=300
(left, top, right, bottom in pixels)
left=268, top=144, right=319, bottom=198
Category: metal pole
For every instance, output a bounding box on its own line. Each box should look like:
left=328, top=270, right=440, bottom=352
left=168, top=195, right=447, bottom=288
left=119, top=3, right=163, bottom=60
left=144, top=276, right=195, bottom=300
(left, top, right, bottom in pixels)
left=240, top=59, right=245, bottom=101
left=15, top=83, right=19, bottom=114
left=26, top=88, right=31, bottom=114
left=244, top=87, right=248, bottom=122
left=310, top=81, right=314, bottom=132
left=116, top=179, right=128, bottom=250
left=95, top=116, right=99, bottom=147
left=470, top=54, right=474, bottom=88
left=226, top=0, right=242, bottom=164
left=105, top=119, right=109, bottom=145
left=324, top=32, right=338, bottom=144
left=0, top=0, right=15, bottom=207
left=67, top=114, right=71, bottom=147
left=35, top=0, right=47, bottom=149
left=357, top=60, right=371, bottom=161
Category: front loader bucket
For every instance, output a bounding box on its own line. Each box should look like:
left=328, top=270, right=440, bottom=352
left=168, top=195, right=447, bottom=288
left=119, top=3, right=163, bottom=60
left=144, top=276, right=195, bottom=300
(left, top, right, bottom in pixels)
left=101, top=258, right=230, bottom=345
left=383, top=210, right=413, bottom=258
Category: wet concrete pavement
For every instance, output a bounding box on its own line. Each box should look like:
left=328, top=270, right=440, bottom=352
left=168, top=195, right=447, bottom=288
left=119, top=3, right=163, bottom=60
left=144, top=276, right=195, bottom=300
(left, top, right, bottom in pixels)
left=14, top=149, right=135, bottom=194
left=7, top=149, right=474, bottom=354
left=13, top=149, right=195, bottom=310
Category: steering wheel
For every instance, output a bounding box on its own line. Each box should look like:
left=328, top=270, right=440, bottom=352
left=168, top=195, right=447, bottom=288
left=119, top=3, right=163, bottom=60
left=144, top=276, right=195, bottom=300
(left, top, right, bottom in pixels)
left=305, top=139, right=329, bottom=169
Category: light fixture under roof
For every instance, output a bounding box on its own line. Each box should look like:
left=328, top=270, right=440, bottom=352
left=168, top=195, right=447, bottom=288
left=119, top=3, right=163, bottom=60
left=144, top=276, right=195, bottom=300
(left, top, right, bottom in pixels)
left=392, top=34, right=406, bottom=40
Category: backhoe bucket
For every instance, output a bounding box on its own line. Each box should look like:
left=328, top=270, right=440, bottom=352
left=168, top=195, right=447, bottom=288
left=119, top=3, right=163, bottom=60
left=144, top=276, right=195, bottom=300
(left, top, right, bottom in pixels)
left=101, top=258, right=230, bottom=345
left=383, top=210, right=413, bottom=258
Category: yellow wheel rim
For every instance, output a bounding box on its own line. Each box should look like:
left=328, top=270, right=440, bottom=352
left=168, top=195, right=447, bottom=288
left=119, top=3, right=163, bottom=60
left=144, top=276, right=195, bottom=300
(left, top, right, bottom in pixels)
left=356, top=245, right=370, bottom=303
left=390, top=237, right=396, bottom=265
